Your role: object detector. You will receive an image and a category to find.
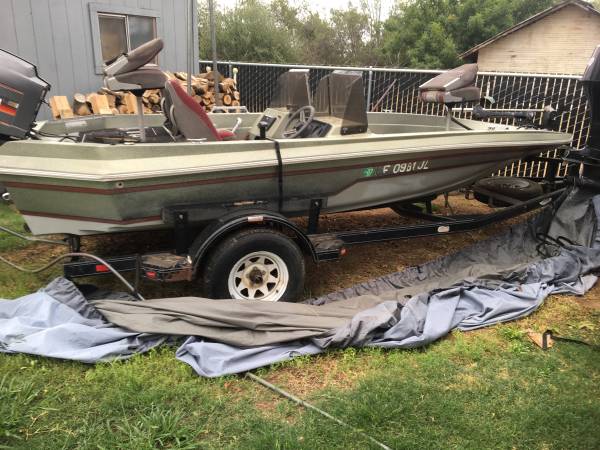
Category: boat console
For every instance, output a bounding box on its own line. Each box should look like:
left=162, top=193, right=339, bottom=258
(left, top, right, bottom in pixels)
left=250, top=70, right=368, bottom=139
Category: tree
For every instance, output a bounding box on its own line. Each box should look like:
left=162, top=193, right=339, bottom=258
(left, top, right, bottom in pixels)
left=330, top=8, right=371, bottom=64
left=382, top=0, right=456, bottom=68
left=198, top=0, right=298, bottom=63
left=452, top=0, right=556, bottom=54
left=198, top=0, right=386, bottom=66
left=382, top=0, right=556, bottom=69
left=198, top=0, right=560, bottom=68
left=270, top=0, right=346, bottom=65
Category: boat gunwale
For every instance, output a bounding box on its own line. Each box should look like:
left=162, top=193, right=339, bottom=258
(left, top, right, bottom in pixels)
left=0, top=137, right=571, bottom=182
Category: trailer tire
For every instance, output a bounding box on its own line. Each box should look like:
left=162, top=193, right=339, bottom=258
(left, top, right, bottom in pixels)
left=474, top=177, right=543, bottom=207
left=201, top=228, right=305, bottom=302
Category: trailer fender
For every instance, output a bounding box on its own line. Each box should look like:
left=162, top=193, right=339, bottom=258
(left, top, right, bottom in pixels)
left=188, top=210, right=317, bottom=274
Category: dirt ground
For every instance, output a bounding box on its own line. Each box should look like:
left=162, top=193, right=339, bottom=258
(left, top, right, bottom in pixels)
left=301, top=193, right=544, bottom=298
left=19, top=193, right=597, bottom=305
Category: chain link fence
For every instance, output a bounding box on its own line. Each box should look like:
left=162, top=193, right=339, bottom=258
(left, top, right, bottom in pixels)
left=201, top=60, right=590, bottom=178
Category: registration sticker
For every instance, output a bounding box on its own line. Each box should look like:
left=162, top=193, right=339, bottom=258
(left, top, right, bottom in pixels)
left=362, top=167, right=376, bottom=177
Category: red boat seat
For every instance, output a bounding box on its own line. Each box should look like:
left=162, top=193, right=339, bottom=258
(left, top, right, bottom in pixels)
left=163, top=79, right=236, bottom=141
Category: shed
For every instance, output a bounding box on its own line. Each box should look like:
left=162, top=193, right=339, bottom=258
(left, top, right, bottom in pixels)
left=0, top=0, right=198, bottom=118
left=460, top=0, right=600, bottom=74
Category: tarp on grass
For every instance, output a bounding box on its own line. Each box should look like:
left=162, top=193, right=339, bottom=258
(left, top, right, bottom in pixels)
left=0, top=188, right=599, bottom=376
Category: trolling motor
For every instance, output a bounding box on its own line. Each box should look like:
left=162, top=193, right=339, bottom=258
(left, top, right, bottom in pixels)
left=419, top=64, right=563, bottom=130
left=471, top=104, right=534, bottom=122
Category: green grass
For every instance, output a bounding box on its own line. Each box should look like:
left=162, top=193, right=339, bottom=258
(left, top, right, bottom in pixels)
left=0, top=203, right=29, bottom=252
left=0, top=204, right=599, bottom=449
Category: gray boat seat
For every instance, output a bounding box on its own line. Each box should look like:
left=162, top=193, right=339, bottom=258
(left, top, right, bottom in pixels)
left=419, top=63, right=480, bottom=104
left=103, top=38, right=167, bottom=91
left=163, top=79, right=236, bottom=141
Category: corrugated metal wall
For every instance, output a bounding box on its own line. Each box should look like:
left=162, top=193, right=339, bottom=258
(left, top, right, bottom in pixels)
left=0, top=0, right=198, bottom=118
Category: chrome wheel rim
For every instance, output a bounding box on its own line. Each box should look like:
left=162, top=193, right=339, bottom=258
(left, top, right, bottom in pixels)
left=227, top=251, right=289, bottom=301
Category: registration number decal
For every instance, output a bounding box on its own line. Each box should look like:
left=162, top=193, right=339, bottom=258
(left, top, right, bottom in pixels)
left=362, top=160, right=430, bottom=177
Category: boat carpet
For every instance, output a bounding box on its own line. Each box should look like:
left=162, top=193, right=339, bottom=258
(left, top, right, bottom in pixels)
left=0, top=188, right=598, bottom=377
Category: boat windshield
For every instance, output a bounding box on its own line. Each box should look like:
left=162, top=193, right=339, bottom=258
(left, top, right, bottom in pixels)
left=314, top=70, right=368, bottom=135
left=269, top=70, right=311, bottom=111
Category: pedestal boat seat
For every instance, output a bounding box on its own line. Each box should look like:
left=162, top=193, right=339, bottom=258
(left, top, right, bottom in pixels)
left=103, top=38, right=167, bottom=141
left=103, top=38, right=166, bottom=92
left=418, top=63, right=481, bottom=105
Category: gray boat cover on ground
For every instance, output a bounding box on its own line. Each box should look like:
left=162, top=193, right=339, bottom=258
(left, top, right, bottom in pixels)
left=0, top=277, right=166, bottom=362
left=1, top=188, right=598, bottom=377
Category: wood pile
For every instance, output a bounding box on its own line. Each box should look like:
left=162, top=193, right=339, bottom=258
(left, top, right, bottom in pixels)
left=49, top=69, right=241, bottom=119
left=169, top=70, right=241, bottom=111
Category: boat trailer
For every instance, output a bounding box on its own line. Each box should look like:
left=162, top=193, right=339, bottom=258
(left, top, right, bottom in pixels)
left=61, top=164, right=571, bottom=285
left=58, top=44, right=600, bottom=299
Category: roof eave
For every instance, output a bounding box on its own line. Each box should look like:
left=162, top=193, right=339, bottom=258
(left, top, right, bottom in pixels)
left=459, top=0, right=600, bottom=60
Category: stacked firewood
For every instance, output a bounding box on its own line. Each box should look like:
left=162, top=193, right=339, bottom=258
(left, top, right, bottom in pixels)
left=168, top=70, right=241, bottom=110
left=49, top=69, right=241, bottom=119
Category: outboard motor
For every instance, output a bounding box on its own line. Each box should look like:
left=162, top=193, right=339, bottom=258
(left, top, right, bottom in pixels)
left=0, top=50, right=49, bottom=141
left=581, top=45, right=600, bottom=181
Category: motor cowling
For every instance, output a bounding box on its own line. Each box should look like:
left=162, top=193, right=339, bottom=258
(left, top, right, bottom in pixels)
left=0, top=50, right=49, bottom=140
left=582, top=45, right=600, bottom=180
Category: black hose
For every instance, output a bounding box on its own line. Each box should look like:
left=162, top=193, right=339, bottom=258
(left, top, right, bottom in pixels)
left=0, top=252, right=144, bottom=300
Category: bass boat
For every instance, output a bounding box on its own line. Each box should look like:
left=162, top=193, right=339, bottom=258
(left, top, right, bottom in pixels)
left=0, top=39, right=572, bottom=236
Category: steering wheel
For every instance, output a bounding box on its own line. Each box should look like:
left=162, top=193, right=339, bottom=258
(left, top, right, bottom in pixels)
left=282, top=105, right=315, bottom=138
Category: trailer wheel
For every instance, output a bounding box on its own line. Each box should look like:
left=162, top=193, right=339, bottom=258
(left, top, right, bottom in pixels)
left=474, top=177, right=543, bottom=207
left=201, top=228, right=305, bottom=302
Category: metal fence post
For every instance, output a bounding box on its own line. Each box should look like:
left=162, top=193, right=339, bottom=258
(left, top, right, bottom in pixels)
left=366, top=67, right=373, bottom=112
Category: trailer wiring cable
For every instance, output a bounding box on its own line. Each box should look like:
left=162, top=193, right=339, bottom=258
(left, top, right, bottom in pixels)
left=0, top=250, right=144, bottom=300
left=246, top=372, right=393, bottom=450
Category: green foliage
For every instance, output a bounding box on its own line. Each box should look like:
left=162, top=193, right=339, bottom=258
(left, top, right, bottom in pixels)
left=382, top=0, right=557, bottom=68
left=0, top=203, right=28, bottom=252
left=198, top=0, right=386, bottom=65
left=197, top=0, right=560, bottom=68
left=198, top=0, right=298, bottom=64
